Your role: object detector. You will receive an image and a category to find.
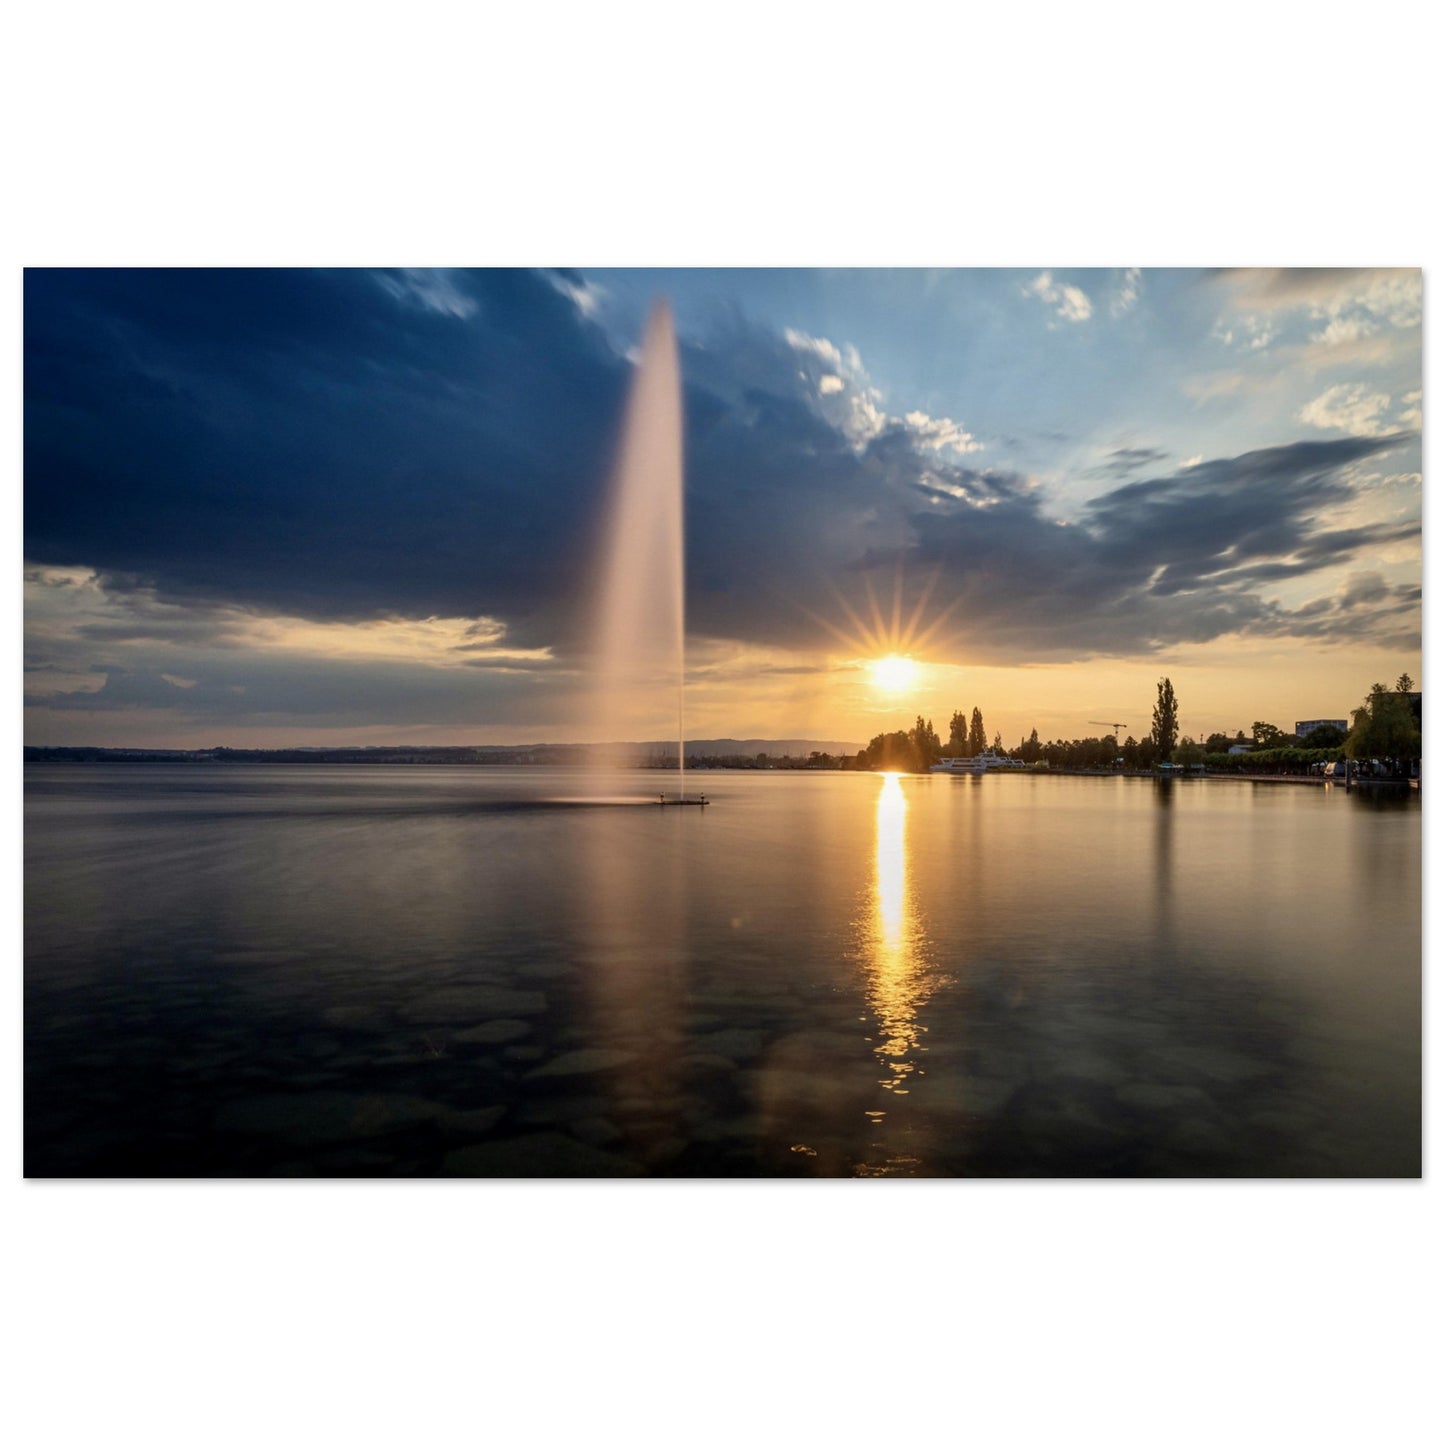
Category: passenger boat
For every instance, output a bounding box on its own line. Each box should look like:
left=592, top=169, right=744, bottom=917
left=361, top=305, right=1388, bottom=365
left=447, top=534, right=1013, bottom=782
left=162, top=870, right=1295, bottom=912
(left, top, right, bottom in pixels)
left=930, top=751, right=1025, bottom=774
left=929, top=755, right=988, bottom=774
left=976, top=750, right=1025, bottom=770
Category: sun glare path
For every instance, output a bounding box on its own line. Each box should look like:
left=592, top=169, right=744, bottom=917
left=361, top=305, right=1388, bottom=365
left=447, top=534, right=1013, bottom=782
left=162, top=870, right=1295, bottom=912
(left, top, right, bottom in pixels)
left=865, top=770, right=934, bottom=1105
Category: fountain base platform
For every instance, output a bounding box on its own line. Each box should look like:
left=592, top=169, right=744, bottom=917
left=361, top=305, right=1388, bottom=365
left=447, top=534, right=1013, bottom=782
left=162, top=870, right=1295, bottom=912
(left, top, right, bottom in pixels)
left=656, top=796, right=710, bottom=806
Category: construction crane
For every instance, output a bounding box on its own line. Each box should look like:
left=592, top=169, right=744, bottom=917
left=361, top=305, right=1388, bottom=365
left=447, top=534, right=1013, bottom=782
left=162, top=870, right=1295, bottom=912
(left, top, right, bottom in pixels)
left=1088, top=720, right=1129, bottom=737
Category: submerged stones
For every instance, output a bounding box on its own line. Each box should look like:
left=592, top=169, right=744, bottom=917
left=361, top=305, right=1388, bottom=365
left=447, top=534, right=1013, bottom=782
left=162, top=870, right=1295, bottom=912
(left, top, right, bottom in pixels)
left=525, top=1047, right=636, bottom=1079
left=440, top=1105, right=507, bottom=1137
left=399, top=985, right=548, bottom=1024
left=453, top=1019, right=533, bottom=1046
left=569, top=1116, right=624, bottom=1148
left=213, top=1091, right=446, bottom=1147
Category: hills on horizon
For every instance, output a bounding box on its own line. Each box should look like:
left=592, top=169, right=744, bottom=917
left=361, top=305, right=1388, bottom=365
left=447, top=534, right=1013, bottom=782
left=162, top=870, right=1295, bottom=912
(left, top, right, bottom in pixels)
left=24, top=737, right=864, bottom=764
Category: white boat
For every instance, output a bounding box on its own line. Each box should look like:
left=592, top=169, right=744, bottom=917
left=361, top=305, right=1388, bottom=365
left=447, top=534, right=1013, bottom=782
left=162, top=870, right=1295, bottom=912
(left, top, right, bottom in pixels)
left=977, top=750, right=1025, bottom=770
left=929, top=756, right=988, bottom=774
left=930, top=751, right=1024, bottom=774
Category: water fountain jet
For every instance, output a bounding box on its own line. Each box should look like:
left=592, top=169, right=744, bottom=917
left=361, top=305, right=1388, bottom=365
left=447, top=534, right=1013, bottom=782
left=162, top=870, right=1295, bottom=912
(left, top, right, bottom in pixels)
left=590, top=300, right=705, bottom=804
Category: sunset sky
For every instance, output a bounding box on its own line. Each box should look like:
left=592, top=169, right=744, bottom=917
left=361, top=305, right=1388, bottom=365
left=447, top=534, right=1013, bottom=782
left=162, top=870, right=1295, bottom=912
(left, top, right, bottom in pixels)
left=24, top=267, right=1422, bottom=751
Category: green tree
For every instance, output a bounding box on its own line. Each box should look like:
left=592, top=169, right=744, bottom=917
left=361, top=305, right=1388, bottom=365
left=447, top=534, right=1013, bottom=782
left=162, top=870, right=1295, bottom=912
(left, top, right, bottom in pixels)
left=911, top=715, right=941, bottom=766
left=1020, top=727, right=1042, bottom=764
left=1252, top=721, right=1285, bottom=747
left=862, top=730, right=918, bottom=772
left=948, top=710, right=968, bottom=758
left=1152, top=677, right=1179, bottom=759
left=1174, top=736, right=1205, bottom=768
left=968, top=707, right=987, bottom=757
left=1345, top=681, right=1421, bottom=776
left=1301, top=722, right=1346, bottom=749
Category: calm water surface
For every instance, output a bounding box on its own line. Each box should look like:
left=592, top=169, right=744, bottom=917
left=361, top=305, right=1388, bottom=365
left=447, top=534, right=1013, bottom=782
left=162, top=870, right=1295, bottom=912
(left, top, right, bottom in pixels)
left=25, top=765, right=1421, bottom=1177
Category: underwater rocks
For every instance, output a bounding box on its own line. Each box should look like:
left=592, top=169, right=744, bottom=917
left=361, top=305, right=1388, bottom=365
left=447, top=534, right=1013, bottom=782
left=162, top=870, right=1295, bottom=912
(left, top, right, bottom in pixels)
left=525, top=1048, right=636, bottom=1079
left=398, top=986, right=548, bottom=1024
left=213, top=1091, right=446, bottom=1147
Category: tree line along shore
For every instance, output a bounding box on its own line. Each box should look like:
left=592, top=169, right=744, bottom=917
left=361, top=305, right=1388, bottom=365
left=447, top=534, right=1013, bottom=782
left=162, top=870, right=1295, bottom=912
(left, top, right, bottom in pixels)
left=843, top=673, right=1422, bottom=779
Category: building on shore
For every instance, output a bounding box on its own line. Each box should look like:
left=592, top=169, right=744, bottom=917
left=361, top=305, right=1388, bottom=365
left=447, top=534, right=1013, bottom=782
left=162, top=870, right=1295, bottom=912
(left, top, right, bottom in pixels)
left=1296, top=719, right=1347, bottom=738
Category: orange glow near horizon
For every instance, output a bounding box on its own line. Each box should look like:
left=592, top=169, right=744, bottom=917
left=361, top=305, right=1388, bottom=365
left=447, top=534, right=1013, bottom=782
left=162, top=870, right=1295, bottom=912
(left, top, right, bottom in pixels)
left=21, top=565, right=1421, bottom=754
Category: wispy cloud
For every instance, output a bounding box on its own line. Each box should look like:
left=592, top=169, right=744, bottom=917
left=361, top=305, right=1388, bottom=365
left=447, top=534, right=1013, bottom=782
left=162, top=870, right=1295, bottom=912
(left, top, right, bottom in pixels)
left=1213, top=268, right=1421, bottom=328
left=1087, top=446, right=1171, bottom=479
left=373, top=268, right=480, bottom=320
left=1212, top=314, right=1275, bottom=353
left=784, top=327, right=888, bottom=446
left=1110, top=267, right=1142, bottom=317
left=1210, top=267, right=1420, bottom=380
left=24, top=564, right=551, bottom=687
left=547, top=268, right=606, bottom=320
left=1183, top=370, right=1251, bottom=402
left=1298, top=383, right=1395, bottom=437
left=784, top=328, right=980, bottom=455
left=903, top=410, right=981, bottom=455
left=1024, top=271, right=1093, bottom=323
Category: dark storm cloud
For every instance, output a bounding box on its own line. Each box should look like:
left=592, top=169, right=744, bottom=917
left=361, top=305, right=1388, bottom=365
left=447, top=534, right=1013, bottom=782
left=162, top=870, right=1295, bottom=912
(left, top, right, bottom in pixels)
left=877, top=434, right=1416, bottom=659
left=1338, top=573, right=1390, bottom=609
left=38, top=668, right=237, bottom=712
left=1083, top=437, right=1413, bottom=595
left=25, top=270, right=1420, bottom=675
left=25, top=268, right=627, bottom=646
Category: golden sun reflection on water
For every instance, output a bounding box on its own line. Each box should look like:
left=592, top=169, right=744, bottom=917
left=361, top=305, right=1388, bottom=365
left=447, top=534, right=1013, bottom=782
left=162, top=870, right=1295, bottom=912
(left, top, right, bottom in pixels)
left=864, top=772, right=933, bottom=1099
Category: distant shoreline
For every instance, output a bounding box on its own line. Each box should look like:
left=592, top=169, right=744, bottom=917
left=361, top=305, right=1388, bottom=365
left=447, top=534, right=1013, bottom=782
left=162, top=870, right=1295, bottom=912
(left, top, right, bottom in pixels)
left=26, top=749, right=1408, bottom=788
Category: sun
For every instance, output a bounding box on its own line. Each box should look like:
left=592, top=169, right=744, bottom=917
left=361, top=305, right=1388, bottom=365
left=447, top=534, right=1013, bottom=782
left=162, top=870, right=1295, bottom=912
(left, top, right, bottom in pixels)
left=795, top=561, right=962, bottom=697
left=870, top=654, right=921, bottom=694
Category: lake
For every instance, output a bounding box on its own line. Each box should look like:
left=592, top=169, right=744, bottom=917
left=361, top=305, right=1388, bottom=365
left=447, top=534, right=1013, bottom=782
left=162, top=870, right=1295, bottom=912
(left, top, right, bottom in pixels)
left=23, top=764, right=1421, bottom=1178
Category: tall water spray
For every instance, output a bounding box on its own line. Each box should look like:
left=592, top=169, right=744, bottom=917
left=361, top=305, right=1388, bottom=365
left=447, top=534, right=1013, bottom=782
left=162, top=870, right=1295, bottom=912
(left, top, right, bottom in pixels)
left=591, top=301, right=686, bottom=797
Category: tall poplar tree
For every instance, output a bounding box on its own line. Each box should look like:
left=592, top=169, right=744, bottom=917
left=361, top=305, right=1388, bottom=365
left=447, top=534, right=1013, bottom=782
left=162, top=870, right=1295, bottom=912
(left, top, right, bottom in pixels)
left=948, top=710, right=969, bottom=758
left=1152, top=677, right=1179, bottom=759
left=968, top=707, right=987, bottom=757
